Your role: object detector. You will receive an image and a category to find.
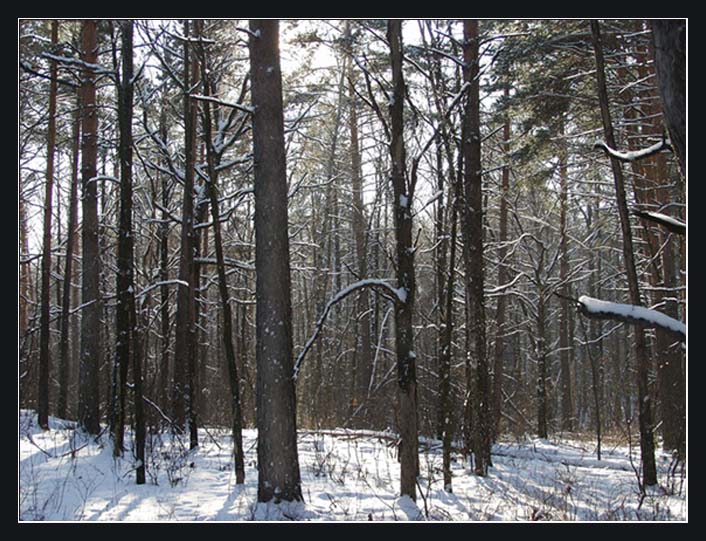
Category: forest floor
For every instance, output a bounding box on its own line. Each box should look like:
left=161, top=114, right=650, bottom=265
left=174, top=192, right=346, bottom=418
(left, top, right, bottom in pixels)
left=18, top=409, right=686, bottom=522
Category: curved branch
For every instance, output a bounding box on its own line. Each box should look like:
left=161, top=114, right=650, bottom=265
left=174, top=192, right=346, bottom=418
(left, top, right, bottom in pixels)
left=292, top=279, right=406, bottom=381
left=593, top=137, right=671, bottom=162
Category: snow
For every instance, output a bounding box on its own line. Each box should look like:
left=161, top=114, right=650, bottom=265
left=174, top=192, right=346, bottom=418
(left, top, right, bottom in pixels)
left=638, top=211, right=685, bottom=230
left=594, top=139, right=668, bottom=162
left=19, top=411, right=686, bottom=522
left=578, top=295, right=686, bottom=339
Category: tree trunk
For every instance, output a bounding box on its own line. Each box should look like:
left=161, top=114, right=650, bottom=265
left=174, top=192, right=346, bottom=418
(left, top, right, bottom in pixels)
left=590, top=20, right=657, bottom=487
left=197, top=36, right=246, bottom=484
left=461, top=19, right=490, bottom=475
left=651, top=20, right=686, bottom=177
left=558, top=119, right=575, bottom=432
left=78, top=19, right=102, bottom=436
left=173, top=19, right=198, bottom=443
left=38, top=20, right=59, bottom=430
left=249, top=19, right=303, bottom=503
left=57, top=97, right=81, bottom=420
left=536, top=292, right=548, bottom=439
left=387, top=19, right=419, bottom=501
left=492, top=85, right=511, bottom=441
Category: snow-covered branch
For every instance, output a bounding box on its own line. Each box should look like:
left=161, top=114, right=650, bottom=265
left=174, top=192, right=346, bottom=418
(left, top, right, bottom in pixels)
left=190, top=93, right=254, bottom=114
left=293, top=279, right=407, bottom=381
left=633, top=209, right=686, bottom=235
left=593, top=138, right=671, bottom=162
left=577, top=295, right=685, bottom=342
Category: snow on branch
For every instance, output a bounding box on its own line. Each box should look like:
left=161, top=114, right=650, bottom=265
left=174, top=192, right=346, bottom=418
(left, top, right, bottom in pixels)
left=633, top=209, right=686, bottom=235
left=593, top=137, right=671, bottom=162
left=293, top=279, right=407, bottom=381
left=577, top=295, right=685, bottom=342
left=190, top=94, right=254, bottom=114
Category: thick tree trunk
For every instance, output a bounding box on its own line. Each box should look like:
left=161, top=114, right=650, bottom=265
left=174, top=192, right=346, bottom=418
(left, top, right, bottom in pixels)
left=461, top=19, right=490, bottom=475
left=387, top=19, right=419, bottom=501
left=651, top=20, right=686, bottom=177
left=173, top=20, right=198, bottom=444
left=591, top=20, right=657, bottom=487
left=38, top=20, right=59, bottom=430
left=249, top=19, right=303, bottom=503
left=78, top=19, right=102, bottom=436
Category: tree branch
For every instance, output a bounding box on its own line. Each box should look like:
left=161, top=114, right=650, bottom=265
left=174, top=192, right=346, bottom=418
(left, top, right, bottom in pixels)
left=292, top=279, right=406, bottom=381
left=633, top=209, right=685, bottom=235
left=577, top=295, right=685, bottom=342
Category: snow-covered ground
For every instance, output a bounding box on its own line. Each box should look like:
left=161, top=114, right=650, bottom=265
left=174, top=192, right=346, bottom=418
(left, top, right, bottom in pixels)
left=18, top=410, right=686, bottom=522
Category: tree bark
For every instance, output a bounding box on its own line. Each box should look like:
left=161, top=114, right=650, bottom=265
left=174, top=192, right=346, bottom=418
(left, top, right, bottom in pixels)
left=590, top=20, right=657, bottom=487
left=461, top=19, right=490, bottom=475
left=78, top=19, right=102, bottom=436
left=38, top=20, right=59, bottom=430
left=387, top=19, right=419, bottom=501
left=173, top=20, right=199, bottom=445
left=249, top=19, right=303, bottom=503
left=651, top=20, right=686, bottom=177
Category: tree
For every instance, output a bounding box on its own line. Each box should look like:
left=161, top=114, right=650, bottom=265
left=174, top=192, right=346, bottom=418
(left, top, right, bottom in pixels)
left=111, top=19, right=146, bottom=484
left=590, top=19, right=657, bottom=487
left=195, top=22, right=246, bottom=484
left=387, top=19, right=420, bottom=501
left=78, top=19, right=102, bottom=436
left=651, top=20, right=686, bottom=177
left=173, top=20, right=199, bottom=448
left=461, top=19, right=491, bottom=476
left=249, top=18, right=303, bottom=503
left=37, top=20, right=58, bottom=431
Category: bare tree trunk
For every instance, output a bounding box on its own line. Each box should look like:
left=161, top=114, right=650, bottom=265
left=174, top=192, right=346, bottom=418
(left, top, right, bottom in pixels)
left=461, top=19, right=490, bottom=475
left=492, top=85, right=511, bottom=441
left=38, top=20, right=59, bottom=430
left=387, top=19, right=419, bottom=501
left=591, top=20, right=657, bottom=487
left=197, top=34, right=246, bottom=484
left=651, top=20, right=686, bottom=177
left=173, top=20, right=198, bottom=445
left=249, top=19, right=303, bottom=503
left=558, top=119, right=575, bottom=432
left=57, top=97, right=80, bottom=420
left=78, top=19, right=102, bottom=436
left=158, top=105, right=172, bottom=419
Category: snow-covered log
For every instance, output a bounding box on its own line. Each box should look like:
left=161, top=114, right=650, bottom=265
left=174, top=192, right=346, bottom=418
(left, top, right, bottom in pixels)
left=593, top=138, right=671, bottom=162
left=633, top=209, right=686, bottom=235
left=292, top=279, right=407, bottom=381
left=577, top=295, right=685, bottom=342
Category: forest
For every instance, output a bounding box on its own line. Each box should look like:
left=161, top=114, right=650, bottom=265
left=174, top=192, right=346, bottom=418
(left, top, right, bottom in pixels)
left=18, top=19, right=686, bottom=522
